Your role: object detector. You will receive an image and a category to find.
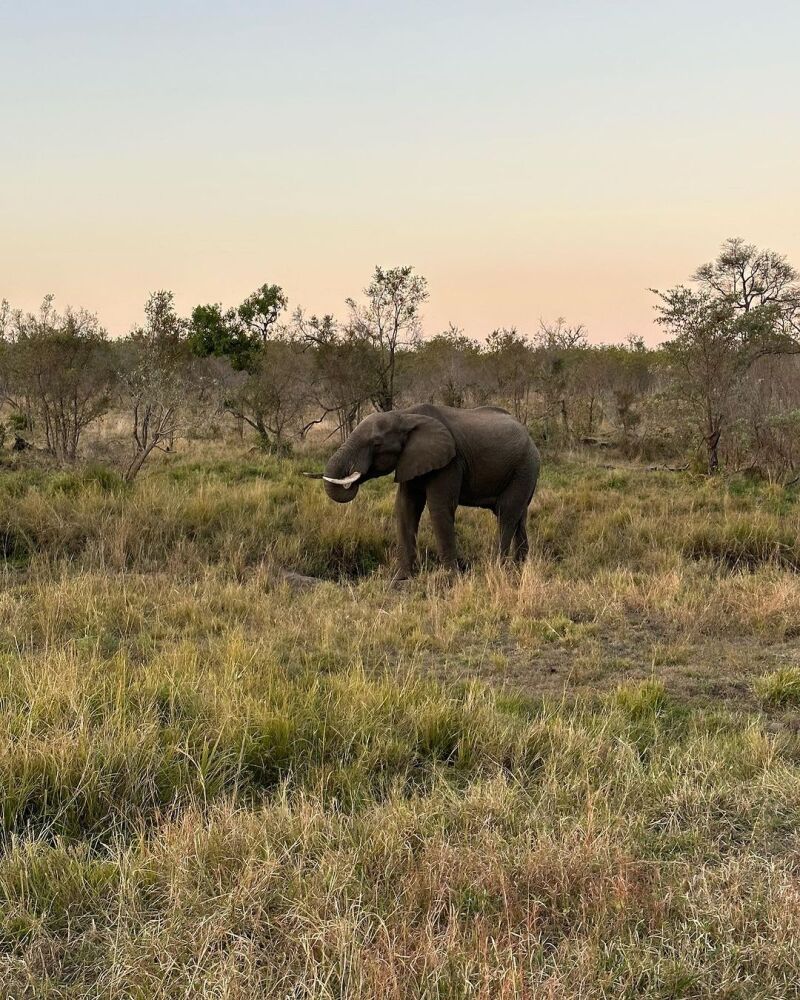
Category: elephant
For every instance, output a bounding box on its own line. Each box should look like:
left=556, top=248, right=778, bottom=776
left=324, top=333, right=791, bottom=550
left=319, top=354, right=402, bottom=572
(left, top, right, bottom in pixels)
left=305, top=404, right=540, bottom=578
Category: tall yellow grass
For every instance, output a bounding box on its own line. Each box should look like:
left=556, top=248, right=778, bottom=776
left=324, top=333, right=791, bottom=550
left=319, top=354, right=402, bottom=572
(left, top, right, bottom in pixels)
left=1, top=452, right=799, bottom=996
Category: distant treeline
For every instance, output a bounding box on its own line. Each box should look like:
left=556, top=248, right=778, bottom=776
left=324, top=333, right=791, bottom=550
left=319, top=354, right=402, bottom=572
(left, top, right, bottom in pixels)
left=2, top=239, right=799, bottom=480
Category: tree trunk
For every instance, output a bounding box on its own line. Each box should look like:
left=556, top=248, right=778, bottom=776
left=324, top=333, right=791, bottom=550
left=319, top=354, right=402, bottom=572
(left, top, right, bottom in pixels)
left=124, top=448, right=150, bottom=482
left=706, top=429, right=721, bottom=474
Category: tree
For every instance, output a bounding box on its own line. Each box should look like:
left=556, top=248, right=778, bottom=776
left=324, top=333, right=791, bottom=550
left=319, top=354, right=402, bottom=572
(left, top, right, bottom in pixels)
left=604, top=336, right=653, bottom=441
left=346, top=266, right=428, bottom=411
left=532, top=318, right=588, bottom=439
left=237, top=284, right=288, bottom=346
left=655, top=240, right=800, bottom=473
left=136, top=289, right=186, bottom=348
left=485, top=328, right=535, bottom=422
left=654, top=287, right=782, bottom=472
left=187, top=302, right=254, bottom=371
left=568, top=348, right=612, bottom=439
left=118, top=291, right=202, bottom=480
left=1, top=296, right=115, bottom=461
left=188, top=284, right=287, bottom=373
left=294, top=309, right=373, bottom=440
left=0, top=299, right=13, bottom=410
left=733, top=354, right=800, bottom=479
left=411, top=325, right=483, bottom=408
left=694, top=237, right=800, bottom=333
left=223, top=335, right=313, bottom=451
left=118, top=345, right=189, bottom=480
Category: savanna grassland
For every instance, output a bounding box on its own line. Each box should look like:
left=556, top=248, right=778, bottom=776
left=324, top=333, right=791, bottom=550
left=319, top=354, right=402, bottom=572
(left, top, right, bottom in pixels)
left=2, top=446, right=800, bottom=999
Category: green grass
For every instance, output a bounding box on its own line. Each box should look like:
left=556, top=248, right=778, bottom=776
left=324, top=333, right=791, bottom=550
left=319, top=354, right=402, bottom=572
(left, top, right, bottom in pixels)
left=1, top=450, right=800, bottom=996
left=754, top=667, right=800, bottom=707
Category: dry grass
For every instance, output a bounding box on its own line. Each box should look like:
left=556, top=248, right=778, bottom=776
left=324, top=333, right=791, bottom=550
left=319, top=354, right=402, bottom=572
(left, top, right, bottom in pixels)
left=1, top=448, right=800, bottom=997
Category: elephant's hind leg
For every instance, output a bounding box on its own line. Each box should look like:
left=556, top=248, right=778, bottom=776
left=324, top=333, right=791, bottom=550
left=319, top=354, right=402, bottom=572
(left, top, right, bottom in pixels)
left=513, top=516, right=529, bottom=562
left=496, top=474, right=534, bottom=563
left=496, top=510, right=518, bottom=560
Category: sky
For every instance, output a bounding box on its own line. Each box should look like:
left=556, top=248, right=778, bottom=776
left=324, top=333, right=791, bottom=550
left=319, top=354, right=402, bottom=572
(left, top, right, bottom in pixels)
left=2, top=0, right=799, bottom=344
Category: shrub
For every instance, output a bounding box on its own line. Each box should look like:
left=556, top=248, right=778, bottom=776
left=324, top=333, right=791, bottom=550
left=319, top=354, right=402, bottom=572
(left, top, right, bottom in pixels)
left=7, top=412, right=29, bottom=432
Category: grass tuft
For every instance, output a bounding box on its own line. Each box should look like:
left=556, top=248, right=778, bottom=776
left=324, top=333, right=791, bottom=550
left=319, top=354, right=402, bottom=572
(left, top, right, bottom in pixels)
left=754, top=667, right=800, bottom=707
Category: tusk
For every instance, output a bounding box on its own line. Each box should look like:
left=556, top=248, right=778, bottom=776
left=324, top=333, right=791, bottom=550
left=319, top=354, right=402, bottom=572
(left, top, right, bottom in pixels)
left=302, top=472, right=325, bottom=479
left=322, top=471, right=362, bottom=488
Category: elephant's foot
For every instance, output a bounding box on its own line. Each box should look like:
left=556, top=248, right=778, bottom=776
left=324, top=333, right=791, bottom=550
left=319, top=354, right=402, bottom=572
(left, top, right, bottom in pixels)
left=438, top=554, right=467, bottom=574
left=433, top=558, right=464, bottom=584
left=391, top=566, right=415, bottom=587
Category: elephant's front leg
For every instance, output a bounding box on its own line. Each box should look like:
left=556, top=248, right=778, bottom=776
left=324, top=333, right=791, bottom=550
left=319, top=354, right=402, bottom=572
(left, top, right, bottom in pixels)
left=428, top=506, right=459, bottom=570
left=426, top=500, right=459, bottom=571
left=425, top=469, right=462, bottom=571
left=394, top=483, right=426, bottom=578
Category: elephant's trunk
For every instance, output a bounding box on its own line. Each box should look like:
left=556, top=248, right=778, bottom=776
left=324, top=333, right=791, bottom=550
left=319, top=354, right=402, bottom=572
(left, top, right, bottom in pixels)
left=323, top=440, right=363, bottom=504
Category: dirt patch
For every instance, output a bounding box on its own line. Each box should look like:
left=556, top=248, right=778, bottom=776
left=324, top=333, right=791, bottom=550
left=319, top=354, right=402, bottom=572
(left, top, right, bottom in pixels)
left=412, top=621, right=800, bottom=724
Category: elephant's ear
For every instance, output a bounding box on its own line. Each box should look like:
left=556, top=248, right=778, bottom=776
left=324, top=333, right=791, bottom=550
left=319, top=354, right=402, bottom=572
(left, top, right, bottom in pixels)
left=395, top=416, right=456, bottom=482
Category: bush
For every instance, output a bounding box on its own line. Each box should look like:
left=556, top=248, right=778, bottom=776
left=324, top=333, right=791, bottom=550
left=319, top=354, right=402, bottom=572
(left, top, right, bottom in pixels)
left=685, top=518, right=800, bottom=571
left=47, top=464, right=129, bottom=497
left=7, top=412, right=29, bottom=432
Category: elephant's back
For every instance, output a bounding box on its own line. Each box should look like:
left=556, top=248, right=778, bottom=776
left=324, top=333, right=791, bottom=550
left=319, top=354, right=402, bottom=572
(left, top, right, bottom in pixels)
left=405, top=403, right=537, bottom=466
left=427, top=405, right=538, bottom=482
left=454, top=406, right=533, bottom=451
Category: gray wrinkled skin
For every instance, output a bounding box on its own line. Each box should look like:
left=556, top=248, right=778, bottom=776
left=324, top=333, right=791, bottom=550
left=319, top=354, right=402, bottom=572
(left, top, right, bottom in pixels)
left=320, top=404, right=540, bottom=578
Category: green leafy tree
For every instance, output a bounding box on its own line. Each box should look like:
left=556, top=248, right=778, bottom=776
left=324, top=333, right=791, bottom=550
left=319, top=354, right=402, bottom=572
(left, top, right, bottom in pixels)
left=346, top=266, right=428, bottom=411
left=237, top=284, right=288, bottom=345
left=188, top=284, right=287, bottom=373
left=188, top=303, right=254, bottom=371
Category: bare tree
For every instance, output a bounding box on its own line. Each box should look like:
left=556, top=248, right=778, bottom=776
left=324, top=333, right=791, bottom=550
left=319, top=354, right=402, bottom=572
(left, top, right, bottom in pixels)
left=569, top=349, right=612, bottom=439
left=654, top=287, right=784, bottom=472
left=116, top=291, right=194, bottom=479
left=411, top=325, right=483, bottom=408
left=224, top=335, right=314, bottom=451
left=694, top=237, right=800, bottom=333
left=294, top=309, right=373, bottom=440
left=1, top=296, right=115, bottom=461
left=485, top=328, right=535, bottom=422
left=119, top=350, right=187, bottom=480
left=531, top=318, right=587, bottom=439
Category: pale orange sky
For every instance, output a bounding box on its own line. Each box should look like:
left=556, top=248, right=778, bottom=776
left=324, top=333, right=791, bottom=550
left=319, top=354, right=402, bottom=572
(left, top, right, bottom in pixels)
left=3, top=2, right=799, bottom=344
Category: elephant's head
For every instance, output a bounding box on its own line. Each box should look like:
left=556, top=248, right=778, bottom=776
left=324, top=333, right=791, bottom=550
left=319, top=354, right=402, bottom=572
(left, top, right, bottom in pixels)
left=309, top=411, right=457, bottom=503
